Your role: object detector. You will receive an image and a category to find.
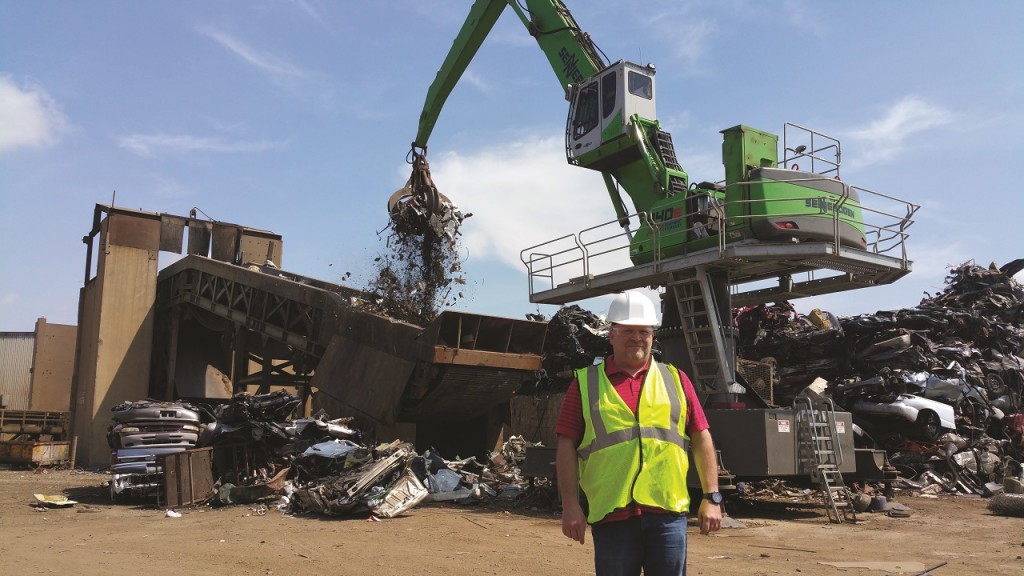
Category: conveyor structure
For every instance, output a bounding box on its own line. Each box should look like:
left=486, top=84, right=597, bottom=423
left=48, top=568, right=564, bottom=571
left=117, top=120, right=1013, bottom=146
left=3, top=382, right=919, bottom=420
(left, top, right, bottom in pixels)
left=154, top=255, right=547, bottom=442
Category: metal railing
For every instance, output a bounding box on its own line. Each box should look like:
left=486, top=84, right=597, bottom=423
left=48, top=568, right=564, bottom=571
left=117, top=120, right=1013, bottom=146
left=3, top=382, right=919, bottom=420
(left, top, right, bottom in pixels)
left=520, top=179, right=919, bottom=298
left=783, top=122, right=842, bottom=177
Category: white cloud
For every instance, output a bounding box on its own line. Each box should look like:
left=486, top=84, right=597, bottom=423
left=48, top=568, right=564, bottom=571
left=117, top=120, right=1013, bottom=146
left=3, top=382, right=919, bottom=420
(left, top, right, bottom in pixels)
left=0, top=75, right=69, bottom=153
left=429, top=134, right=632, bottom=277
left=291, top=0, right=325, bottom=26
left=904, top=240, right=973, bottom=283
left=644, top=8, right=716, bottom=67
left=658, top=111, right=692, bottom=137
left=0, top=293, right=16, bottom=306
left=118, top=133, right=288, bottom=157
left=488, top=22, right=539, bottom=48
left=137, top=172, right=197, bottom=200
left=198, top=26, right=307, bottom=80
left=844, top=97, right=953, bottom=166
left=781, top=0, right=828, bottom=38
left=461, top=70, right=492, bottom=94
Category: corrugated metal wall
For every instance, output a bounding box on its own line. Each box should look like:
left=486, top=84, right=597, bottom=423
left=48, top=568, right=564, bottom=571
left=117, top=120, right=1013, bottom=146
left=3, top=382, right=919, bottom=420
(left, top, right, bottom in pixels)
left=0, top=333, right=35, bottom=409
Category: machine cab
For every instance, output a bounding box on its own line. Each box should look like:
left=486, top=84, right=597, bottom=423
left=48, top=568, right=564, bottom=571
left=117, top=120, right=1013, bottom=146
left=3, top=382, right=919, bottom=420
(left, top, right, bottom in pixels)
left=567, top=60, right=657, bottom=165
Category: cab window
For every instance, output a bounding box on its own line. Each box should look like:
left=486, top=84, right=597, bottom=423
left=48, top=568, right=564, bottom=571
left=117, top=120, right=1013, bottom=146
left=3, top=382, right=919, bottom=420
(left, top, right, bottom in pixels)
left=628, top=71, right=652, bottom=99
left=572, top=82, right=599, bottom=139
left=601, top=72, right=617, bottom=118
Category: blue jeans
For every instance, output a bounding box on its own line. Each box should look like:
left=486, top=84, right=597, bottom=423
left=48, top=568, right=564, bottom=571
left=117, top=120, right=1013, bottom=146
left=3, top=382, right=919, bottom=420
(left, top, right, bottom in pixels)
left=591, top=514, right=688, bottom=576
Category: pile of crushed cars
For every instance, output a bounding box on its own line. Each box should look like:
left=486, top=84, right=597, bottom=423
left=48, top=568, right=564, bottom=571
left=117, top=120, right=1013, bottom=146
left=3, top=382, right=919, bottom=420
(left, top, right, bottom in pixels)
left=735, top=259, right=1024, bottom=507
left=107, top=400, right=202, bottom=501
left=108, top=390, right=548, bottom=518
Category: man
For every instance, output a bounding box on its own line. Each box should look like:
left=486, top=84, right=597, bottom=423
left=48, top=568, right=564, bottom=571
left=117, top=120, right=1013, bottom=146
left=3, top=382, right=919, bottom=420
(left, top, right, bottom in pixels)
left=556, top=290, right=722, bottom=575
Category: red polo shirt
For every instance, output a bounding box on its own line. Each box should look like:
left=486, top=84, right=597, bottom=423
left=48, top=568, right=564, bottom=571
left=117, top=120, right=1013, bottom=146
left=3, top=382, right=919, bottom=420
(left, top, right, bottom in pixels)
left=555, top=356, right=709, bottom=523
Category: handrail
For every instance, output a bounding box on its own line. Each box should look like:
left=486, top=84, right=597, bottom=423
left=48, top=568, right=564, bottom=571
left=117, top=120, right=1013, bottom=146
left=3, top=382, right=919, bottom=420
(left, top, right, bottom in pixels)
left=576, top=215, right=638, bottom=275
left=519, top=173, right=918, bottom=299
left=783, top=122, right=842, bottom=177
left=520, top=233, right=583, bottom=293
left=795, top=395, right=844, bottom=468
left=823, top=397, right=844, bottom=467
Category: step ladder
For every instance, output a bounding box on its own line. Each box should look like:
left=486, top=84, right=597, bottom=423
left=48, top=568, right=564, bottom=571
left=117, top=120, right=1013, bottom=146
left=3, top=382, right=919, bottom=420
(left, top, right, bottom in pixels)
left=655, top=130, right=682, bottom=171
left=796, top=395, right=856, bottom=523
left=668, top=175, right=687, bottom=196
left=666, top=268, right=732, bottom=392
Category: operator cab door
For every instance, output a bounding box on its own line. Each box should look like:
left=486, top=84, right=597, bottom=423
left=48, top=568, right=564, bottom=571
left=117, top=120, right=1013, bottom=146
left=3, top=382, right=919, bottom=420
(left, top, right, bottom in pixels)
left=567, top=61, right=657, bottom=165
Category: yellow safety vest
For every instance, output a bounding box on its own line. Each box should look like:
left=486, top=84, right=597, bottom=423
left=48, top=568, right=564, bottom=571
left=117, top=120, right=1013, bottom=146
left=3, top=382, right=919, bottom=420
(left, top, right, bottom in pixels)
left=576, top=361, right=691, bottom=523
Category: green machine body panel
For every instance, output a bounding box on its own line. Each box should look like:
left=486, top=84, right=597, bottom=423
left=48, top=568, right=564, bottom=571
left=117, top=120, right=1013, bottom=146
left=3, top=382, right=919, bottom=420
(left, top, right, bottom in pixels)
left=627, top=125, right=868, bottom=262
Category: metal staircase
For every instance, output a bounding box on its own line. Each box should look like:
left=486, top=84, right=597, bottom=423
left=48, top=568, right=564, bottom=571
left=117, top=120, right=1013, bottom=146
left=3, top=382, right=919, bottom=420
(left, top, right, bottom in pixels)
left=666, top=267, right=733, bottom=392
left=656, top=130, right=681, bottom=170
left=654, top=130, right=687, bottom=196
left=796, top=395, right=856, bottom=523
left=668, top=175, right=687, bottom=196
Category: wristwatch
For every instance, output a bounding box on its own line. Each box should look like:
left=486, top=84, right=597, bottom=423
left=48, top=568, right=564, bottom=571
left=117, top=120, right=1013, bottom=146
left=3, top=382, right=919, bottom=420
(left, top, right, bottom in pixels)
left=703, top=491, right=723, bottom=505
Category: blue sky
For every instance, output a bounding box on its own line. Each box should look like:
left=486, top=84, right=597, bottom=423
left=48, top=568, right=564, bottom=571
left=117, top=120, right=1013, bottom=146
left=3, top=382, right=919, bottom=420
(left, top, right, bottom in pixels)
left=2, top=0, right=1022, bottom=331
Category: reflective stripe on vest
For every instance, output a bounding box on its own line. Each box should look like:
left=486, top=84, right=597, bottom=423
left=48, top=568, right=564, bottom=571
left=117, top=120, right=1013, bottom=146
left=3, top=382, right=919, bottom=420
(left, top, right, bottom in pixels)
left=577, top=363, right=690, bottom=459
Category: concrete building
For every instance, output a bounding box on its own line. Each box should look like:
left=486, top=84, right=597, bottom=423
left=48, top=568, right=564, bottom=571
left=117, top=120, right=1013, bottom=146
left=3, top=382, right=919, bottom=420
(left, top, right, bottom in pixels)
left=0, top=319, right=76, bottom=411
left=71, top=205, right=284, bottom=467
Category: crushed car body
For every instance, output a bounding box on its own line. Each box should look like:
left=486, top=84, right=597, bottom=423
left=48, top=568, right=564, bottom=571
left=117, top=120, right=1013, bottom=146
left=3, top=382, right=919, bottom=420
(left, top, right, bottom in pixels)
left=107, top=400, right=202, bottom=501
left=850, top=394, right=956, bottom=441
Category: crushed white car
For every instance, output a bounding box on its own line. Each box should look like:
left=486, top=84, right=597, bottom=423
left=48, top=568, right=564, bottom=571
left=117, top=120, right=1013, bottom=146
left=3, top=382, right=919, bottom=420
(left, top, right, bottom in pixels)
left=851, top=394, right=956, bottom=441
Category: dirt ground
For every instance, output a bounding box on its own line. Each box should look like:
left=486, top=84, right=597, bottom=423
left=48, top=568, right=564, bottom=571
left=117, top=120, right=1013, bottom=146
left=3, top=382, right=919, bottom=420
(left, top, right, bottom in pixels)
left=1, top=468, right=1021, bottom=576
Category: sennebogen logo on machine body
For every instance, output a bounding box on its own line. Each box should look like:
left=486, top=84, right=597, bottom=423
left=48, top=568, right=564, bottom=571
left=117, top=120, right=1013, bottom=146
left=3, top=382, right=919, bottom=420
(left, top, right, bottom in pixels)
left=805, top=198, right=855, bottom=219
left=559, top=47, right=585, bottom=84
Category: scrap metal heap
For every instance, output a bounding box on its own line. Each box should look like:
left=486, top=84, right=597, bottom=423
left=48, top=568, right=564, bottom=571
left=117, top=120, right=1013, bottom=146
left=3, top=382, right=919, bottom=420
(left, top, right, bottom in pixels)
left=523, top=305, right=611, bottom=394
left=113, top=390, right=549, bottom=517
left=736, top=259, right=1024, bottom=501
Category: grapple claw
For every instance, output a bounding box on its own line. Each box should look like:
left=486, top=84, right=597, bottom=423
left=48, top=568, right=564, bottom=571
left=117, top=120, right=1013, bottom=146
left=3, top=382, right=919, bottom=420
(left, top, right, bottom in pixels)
left=388, top=148, right=466, bottom=239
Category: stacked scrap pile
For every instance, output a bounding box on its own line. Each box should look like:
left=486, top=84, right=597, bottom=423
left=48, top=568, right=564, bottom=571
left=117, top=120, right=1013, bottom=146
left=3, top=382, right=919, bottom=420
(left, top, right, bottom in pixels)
left=201, top=394, right=432, bottom=518
left=119, top=390, right=551, bottom=518
left=737, top=260, right=1024, bottom=498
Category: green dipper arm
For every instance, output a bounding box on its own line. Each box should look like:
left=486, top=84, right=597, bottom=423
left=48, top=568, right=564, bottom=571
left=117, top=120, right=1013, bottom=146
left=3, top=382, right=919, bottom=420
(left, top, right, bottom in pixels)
left=414, top=0, right=608, bottom=149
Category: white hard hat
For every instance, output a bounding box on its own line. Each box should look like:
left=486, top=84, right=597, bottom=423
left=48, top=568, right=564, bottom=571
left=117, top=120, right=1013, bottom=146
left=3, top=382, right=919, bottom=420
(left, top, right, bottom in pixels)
left=606, top=290, right=659, bottom=327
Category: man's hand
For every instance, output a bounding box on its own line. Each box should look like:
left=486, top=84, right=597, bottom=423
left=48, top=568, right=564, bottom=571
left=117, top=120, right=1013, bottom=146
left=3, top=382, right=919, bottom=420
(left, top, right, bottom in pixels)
left=561, top=500, right=588, bottom=544
left=556, top=435, right=587, bottom=544
left=698, top=499, right=722, bottom=535
left=689, top=428, right=722, bottom=535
